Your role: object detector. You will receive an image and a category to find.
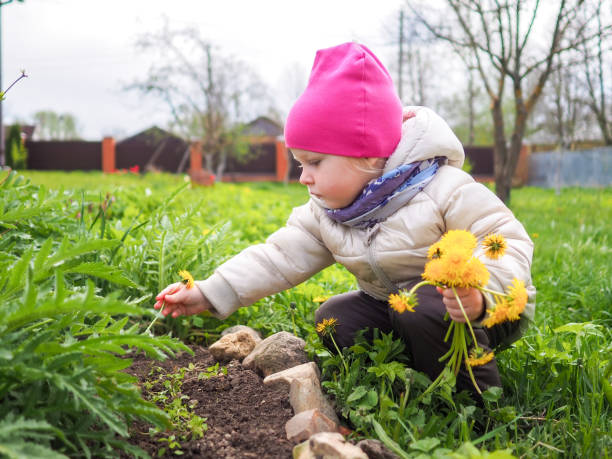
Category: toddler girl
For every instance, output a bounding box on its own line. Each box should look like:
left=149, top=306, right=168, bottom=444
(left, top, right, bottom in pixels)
left=154, top=42, right=535, bottom=396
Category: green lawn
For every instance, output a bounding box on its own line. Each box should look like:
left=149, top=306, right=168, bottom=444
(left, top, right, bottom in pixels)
left=6, top=170, right=611, bottom=458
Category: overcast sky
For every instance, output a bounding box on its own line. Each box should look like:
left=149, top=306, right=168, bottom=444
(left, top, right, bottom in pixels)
left=2, top=0, right=404, bottom=139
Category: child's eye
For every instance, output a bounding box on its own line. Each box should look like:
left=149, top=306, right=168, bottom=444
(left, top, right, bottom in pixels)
left=294, top=158, right=321, bottom=168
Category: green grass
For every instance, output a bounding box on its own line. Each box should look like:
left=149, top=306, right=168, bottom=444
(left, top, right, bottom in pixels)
left=13, top=170, right=612, bottom=457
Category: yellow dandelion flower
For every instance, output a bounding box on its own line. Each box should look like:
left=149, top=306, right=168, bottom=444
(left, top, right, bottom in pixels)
left=466, top=349, right=495, bottom=367
left=427, top=241, right=445, bottom=259
left=440, top=229, right=477, bottom=253
left=388, top=290, right=418, bottom=314
left=460, top=258, right=490, bottom=288
left=482, top=233, right=507, bottom=260
left=202, top=228, right=211, bottom=236
left=178, top=270, right=194, bottom=289
left=507, top=278, right=528, bottom=315
left=437, top=248, right=471, bottom=287
left=422, top=258, right=446, bottom=285
left=316, top=317, right=338, bottom=336
left=313, top=295, right=330, bottom=303
left=423, top=230, right=491, bottom=288
left=532, top=233, right=539, bottom=239
left=482, top=297, right=512, bottom=327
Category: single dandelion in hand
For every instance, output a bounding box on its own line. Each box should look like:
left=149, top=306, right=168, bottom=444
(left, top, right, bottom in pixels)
left=388, top=289, right=418, bottom=313
left=144, top=270, right=193, bottom=335
left=483, top=233, right=507, bottom=260
left=179, top=270, right=194, bottom=289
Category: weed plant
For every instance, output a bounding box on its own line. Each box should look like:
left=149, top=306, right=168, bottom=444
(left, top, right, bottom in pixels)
left=15, top=170, right=611, bottom=457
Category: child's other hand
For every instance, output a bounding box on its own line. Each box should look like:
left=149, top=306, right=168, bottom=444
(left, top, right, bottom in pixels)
left=154, top=282, right=211, bottom=318
left=436, top=286, right=484, bottom=322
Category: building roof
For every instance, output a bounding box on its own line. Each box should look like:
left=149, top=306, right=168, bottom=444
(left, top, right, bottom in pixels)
left=243, top=116, right=283, bottom=137
left=3, top=124, right=36, bottom=140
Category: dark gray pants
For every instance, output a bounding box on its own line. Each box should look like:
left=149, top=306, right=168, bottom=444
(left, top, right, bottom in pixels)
left=314, top=286, right=501, bottom=396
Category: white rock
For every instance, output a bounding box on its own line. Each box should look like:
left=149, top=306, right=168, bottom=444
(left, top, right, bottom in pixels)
left=263, top=362, right=321, bottom=390
left=309, top=432, right=369, bottom=459
left=221, top=325, right=262, bottom=341
left=285, top=409, right=339, bottom=443
left=289, top=377, right=339, bottom=424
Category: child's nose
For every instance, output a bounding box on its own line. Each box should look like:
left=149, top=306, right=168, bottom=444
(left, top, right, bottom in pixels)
left=299, top=169, right=313, bottom=185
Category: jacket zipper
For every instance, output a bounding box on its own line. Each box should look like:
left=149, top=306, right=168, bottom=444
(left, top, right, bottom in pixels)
left=365, top=225, right=398, bottom=293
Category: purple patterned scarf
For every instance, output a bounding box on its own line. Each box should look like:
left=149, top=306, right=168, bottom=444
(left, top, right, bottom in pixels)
left=325, top=157, right=444, bottom=229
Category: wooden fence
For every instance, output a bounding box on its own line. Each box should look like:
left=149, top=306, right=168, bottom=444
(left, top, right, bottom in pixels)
left=24, top=136, right=532, bottom=185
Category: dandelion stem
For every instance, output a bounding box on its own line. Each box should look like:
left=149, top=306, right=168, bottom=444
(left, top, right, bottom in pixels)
left=478, top=286, right=506, bottom=297
left=462, top=336, right=482, bottom=394
left=144, top=302, right=165, bottom=335
left=330, top=334, right=349, bottom=375
left=452, top=286, right=479, bottom=348
left=408, top=280, right=434, bottom=295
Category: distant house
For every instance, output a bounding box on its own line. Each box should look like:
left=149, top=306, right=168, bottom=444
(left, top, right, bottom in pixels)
left=242, top=116, right=283, bottom=138
left=223, top=116, right=299, bottom=182
left=3, top=124, right=36, bottom=142
left=116, top=120, right=285, bottom=175
left=116, top=126, right=189, bottom=173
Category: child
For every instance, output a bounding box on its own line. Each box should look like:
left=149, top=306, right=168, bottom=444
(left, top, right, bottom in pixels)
left=154, top=42, right=535, bottom=396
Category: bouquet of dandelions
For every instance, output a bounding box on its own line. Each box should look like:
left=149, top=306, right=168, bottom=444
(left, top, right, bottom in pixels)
left=388, top=230, right=528, bottom=394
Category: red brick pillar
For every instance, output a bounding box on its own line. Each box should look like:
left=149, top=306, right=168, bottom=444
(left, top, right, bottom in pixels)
left=101, top=137, right=115, bottom=173
left=275, top=139, right=289, bottom=183
left=513, top=144, right=530, bottom=187
left=189, top=141, right=203, bottom=173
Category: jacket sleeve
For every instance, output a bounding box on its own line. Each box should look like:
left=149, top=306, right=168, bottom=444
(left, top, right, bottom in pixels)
left=195, top=201, right=335, bottom=319
left=437, top=169, right=536, bottom=348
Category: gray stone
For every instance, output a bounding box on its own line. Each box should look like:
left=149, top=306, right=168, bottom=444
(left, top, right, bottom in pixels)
left=242, top=331, right=309, bottom=377
left=357, top=439, right=401, bottom=459
left=209, top=330, right=259, bottom=362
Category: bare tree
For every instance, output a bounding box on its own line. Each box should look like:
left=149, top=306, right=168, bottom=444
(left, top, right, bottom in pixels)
left=529, top=54, right=592, bottom=148
left=398, top=10, right=436, bottom=106
left=128, top=22, right=272, bottom=179
left=409, top=0, right=612, bottom=203
left=580, top=1, right=612, bottom=145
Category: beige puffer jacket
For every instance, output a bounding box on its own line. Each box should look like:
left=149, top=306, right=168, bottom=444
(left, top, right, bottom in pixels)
left=197, top=107, right=535, bottom=347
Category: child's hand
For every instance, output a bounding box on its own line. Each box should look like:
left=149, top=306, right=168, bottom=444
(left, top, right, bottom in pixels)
left=436, top=286, right=484, bottom=322
left=154, top=282, right=211, bottom=318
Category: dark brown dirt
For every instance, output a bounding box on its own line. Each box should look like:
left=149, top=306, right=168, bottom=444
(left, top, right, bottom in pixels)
left=125, top=346, right=295, bottom=458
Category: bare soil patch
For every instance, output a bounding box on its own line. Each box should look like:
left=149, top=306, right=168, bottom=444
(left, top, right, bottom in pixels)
left=125, top=346, right=295, bottom=458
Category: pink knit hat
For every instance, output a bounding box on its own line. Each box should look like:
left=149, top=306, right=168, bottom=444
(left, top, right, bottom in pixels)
left=284, top=42, right=402, bottom=158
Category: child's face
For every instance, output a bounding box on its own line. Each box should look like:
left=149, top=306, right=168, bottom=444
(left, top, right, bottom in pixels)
left=292, top=149, right=382, bottom=209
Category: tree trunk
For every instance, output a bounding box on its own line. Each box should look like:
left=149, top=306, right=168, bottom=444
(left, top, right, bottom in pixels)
left=215, top=150, right=227, bottom=181
left=491, top=100, right=511, bottom=204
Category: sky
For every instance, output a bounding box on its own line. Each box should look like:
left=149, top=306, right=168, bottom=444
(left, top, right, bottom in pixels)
left=2, top=0, right=405, bottom=140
